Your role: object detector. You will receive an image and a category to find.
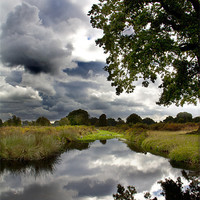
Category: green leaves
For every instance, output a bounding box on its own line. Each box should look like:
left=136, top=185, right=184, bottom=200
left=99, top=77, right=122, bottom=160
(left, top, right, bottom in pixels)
left=89, top=0, right=200, bottom=105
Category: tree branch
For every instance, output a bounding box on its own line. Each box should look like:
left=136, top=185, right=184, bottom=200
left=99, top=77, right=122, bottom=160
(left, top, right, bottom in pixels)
left=188, top=0, right=200, bottom=14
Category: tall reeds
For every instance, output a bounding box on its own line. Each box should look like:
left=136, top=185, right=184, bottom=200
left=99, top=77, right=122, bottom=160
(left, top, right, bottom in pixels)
left=0, top=126, right=95, bottom=161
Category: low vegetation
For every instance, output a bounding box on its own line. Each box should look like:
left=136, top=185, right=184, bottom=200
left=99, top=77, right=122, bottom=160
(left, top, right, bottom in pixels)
left=0, top=122, right=199, bottom=170
left=0, top=126, right=96, bottom=161
left=142, top=131, right=199, bottom=166
left=101, top=124, right=200, bottom=169
left=78, top=130, right=123, bottom=141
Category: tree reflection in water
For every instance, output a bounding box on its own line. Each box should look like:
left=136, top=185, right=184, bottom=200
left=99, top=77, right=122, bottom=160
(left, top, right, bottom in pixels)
left=113, top=172, right=200, bottom=200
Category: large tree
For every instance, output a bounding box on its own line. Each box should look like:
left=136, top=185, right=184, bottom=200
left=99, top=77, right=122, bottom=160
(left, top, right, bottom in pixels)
left=36, top=116, right=51, bottom=126
left=89, top=0, right=200, bottom=106
left=67, top=109, right=90, bottom=125
left=99, top=114, right=107, bottom=126
left=126, top=113, right=142, bottom=124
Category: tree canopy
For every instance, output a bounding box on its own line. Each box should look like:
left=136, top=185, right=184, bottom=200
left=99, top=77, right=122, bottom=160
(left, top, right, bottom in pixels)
left=99, top=114, right=107, bottom=126
left=5, top=115, right=21, bottom=126
left=126, top=113, right=142, bottom=124
left=67, top=109, right=90, bottom=125
left=176, top=111, right=193, bottom=123
left=89, top=0, right=200, bottom=106
left=36, top=116, right=51, bottom=126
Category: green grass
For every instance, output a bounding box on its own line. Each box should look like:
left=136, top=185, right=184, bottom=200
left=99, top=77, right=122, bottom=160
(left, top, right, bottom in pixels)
left=139, top=130, right=199, bottom=167
left=78, top=130, right=124, bottom=141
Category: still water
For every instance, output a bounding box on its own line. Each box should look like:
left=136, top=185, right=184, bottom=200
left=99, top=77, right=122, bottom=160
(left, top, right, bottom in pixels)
left=0, top=139, right=197, bottom=200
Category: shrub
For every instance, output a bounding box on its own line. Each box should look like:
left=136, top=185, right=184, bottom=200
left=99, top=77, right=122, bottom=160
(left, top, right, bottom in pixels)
left=162, top=123, right=183, bottom=131
left=149, top=123, right=165, bottom=130
left=132, top=123, right=148, bottom=130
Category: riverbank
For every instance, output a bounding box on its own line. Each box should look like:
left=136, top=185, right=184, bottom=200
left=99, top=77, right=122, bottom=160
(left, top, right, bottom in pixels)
left=0, top=125, right=199, bottom=170
left=101, top=126, right=200, bottom=169
left=0, top=126, right=96, bottom=161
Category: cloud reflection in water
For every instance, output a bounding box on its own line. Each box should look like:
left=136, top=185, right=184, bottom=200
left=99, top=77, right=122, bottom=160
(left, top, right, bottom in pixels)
left=0, top=139, right=185, bottom=200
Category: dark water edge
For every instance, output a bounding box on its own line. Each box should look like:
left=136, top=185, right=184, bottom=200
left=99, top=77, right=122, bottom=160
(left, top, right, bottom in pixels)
left=0, top=141, right=91, bottom=176
left=126, top=140, right=200, bottom=173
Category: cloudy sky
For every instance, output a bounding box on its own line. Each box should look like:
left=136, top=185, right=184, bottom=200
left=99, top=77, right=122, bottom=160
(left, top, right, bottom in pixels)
left=0, top=0, right=199, bottom=122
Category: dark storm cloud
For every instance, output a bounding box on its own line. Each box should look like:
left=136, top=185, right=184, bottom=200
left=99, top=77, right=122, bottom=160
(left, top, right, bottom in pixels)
left=58, top=80, right=99, bottom=101
left=89, top=96, right=110, bottom=110
left=64, top=178, right=116, bottom=197
left=5, top=70, right=23, bottom=86
left=40, top=93, right=56, bottom=108
left=0, top=182, right=73, bottom=200
left=0, top=2, right=72, bottom=74
left=111, top=99, right=144, bottom=108
left=0, top=99, right=42, bottom=121
left=64, top=61, right=106, bottom=78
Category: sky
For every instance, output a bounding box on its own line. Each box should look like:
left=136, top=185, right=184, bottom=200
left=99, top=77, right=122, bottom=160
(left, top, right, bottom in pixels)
left=0, top=0, right=199, bottom=122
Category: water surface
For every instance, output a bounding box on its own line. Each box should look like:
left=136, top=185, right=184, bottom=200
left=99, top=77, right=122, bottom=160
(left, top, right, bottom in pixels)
left=0, top=139, right=195, bottom=200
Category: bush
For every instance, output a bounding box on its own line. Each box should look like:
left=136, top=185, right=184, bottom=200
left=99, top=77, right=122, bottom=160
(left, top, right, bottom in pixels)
left=132, top=123, right=148, bottom=130
left=162, top=123, right=183, bottom=131
left=149, top=123, right=165, bottom=130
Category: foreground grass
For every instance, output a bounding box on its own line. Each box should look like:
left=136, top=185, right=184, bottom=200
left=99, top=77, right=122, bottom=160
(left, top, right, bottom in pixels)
left=0, top=126, right=96, bottom=161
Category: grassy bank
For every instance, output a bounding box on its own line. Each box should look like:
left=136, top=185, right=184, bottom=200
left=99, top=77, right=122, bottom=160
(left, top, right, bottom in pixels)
left=0, top=126, right=96, bottom=161
left=142, top=130, right=199, bottom=166
left=101, top=125, right=200, bottom=168
left=0, top=125, right=199, bottom=169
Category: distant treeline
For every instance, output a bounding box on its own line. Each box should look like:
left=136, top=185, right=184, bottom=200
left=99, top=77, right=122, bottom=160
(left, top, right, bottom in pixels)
left=0, top=109, right=199, bottom=127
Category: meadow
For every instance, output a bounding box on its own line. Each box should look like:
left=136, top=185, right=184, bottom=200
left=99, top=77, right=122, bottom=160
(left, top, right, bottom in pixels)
left=0, top=123, right=199, bottom=169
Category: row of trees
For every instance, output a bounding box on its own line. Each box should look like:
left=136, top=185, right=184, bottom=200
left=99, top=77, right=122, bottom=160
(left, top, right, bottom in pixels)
left=0, top=116, right=51, bottom=127
left=1, top=110, right=199, bottom=127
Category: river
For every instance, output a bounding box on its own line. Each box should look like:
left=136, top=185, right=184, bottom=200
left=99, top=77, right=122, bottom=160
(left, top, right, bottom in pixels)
left=0, top=139, right=197, bottom=200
